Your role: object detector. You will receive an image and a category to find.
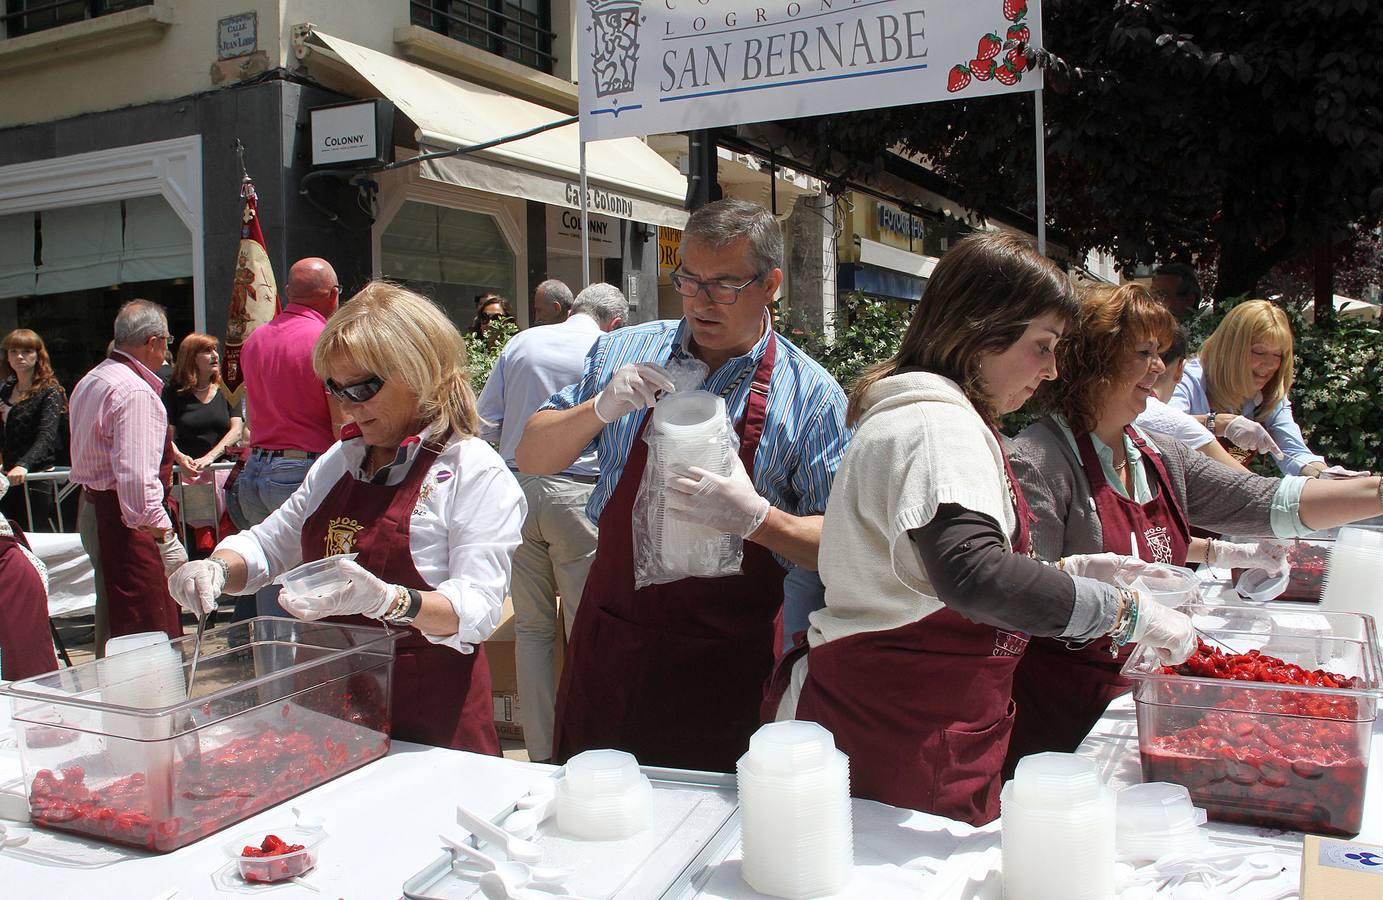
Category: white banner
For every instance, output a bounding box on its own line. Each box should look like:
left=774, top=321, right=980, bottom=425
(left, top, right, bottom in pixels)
left=578, top=0, right=1042, bottom=142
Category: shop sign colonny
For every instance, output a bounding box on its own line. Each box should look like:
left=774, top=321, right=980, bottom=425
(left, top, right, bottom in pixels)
left=577, top=0, right=1043, bottom=142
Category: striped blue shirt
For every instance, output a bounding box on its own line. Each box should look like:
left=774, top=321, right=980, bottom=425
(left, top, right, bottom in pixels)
left=541, top=318, right=851, bottom=527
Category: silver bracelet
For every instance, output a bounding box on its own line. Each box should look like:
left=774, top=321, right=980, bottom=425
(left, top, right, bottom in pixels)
left=210, top=555, right=232, bottom=583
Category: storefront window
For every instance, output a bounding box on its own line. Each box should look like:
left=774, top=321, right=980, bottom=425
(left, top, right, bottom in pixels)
left=1, top=0, right=151, bottom=39
left=380, top=200, right=517, bottom=331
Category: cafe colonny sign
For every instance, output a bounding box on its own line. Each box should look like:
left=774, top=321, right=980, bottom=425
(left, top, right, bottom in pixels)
left=578, top=0, right=1042, bottom=141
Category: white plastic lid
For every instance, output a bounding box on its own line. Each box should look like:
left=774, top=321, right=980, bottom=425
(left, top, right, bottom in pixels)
left=743, top=720, right=837, bottom=776
left=1012, top=752, right=1102, bottom=805
left=1337, top=524, right=1383, bottom=552
left=1235, top=566, right=1290, bottom=602
left=562, top=749, right=642, bottom=796
left=1116, top=782, right=1206, bottom=835
left=103, top=631, right=170, bottom=657
left=651, top=390, right=726, bottom=438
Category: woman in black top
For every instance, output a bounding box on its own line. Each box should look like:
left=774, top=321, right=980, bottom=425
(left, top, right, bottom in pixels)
left=0, top=329, right=66, bottom=530
left=163, top=334, right=243, bottom=551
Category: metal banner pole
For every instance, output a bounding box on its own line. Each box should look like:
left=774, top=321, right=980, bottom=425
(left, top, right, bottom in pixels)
left=1034, top=88, right=1047, bottom=256
left=580, top=141, right=591, bottom=286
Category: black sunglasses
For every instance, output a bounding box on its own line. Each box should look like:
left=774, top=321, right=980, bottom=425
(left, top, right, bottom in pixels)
left=326, top=375, right=385, bottom=403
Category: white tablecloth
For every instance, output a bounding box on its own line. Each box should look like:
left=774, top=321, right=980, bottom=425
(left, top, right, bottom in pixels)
left=24, top=532, right=96, bottom=618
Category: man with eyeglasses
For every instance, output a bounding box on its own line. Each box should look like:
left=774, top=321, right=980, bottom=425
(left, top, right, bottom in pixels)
left=228, top=257, right=347, bottom=619
left=69, top=299, right=188, bottom=653
left=517, top=198, right=850, bottom=773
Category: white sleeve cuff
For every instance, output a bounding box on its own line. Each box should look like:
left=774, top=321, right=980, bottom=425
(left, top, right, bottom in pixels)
left=218, top=533, right=274, bottom=595
left=419, top=579, right=505, bottom=653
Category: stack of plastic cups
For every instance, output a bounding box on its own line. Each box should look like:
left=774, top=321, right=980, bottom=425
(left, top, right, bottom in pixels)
left=1114, top=783, right=1208, bottom=861
left=554, top=749, right=652, bottom=840
left=1001, top=753, right=1115, bottom=900
left=1321, top=525, right=1383, bottom=620
left=737, top=721, right=853, bottom=899
left=649, top=391, right=732, bottom=574
left=100, top=633, right=188, bottom=823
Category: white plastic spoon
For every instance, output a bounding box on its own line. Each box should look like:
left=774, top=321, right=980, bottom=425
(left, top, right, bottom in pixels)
left=477, top=870, right=594, bottom=900
left=438, top=832, right=569, bottom=886
left=457, top=802, right=544, bottom=863
left=1217, top=853, right=1283, bottom=894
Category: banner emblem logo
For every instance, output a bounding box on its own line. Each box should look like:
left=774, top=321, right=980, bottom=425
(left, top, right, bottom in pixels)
left=588, top=0, right=643, bottom=98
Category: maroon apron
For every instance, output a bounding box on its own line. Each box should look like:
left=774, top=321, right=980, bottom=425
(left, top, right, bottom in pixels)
left=787, top=436, right=1036, bottom=826
left=0, top=521, right=60, bottom=680
left=87, top=354, right=182, bottom=642
left=1004, top=426, right=1191, bottom=773
left=298, top=435, right=500, bottom=754
left=552, top=336, right=785, bottom=773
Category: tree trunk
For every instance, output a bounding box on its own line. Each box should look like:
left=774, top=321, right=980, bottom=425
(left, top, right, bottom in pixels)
left=1313, top=240, right=1336, bottom=328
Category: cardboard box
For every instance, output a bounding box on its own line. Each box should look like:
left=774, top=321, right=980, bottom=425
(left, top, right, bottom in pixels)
left=485, top=596, right=569, bottom=743
left=1301, top=834, right=1383, bottom=899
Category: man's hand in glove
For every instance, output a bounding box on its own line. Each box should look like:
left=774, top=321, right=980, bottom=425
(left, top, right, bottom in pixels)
left=280, top=559, right=395, bottom=622
left=167, top=559, right=224, bottom=617
left=157, top=532, right=189, bottom=577
left=1224, top=416, right=1284, bottom=460
left=666, top=454, right=772, bottom=539
left=1060, top=552, right=1147, bottom=584
left=1209, top=539, right=1288, bottom=576
left=593, top=363, right=676, bottom=424
left=1130, top=599, right=1198, bottom=665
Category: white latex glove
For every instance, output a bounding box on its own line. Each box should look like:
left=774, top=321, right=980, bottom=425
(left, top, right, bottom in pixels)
left=665, top=454, right=772, bottom=538
left=1319, top=465, right=1371, bottom=479
left=593, top=363, right=676, bottom=424
left=1060, top=552, right=1148, bottom=584
left=158, top=533, right=189, bottom=576
left=167, top=559, right=225, bottom=617
left=281, top=558, right=395, bottom=622
left=1130, top=599, right=1198, bottom=665
left=1210, top=539, right=1289, bottom=576
left=1223, top=416, right=1284, bottom=459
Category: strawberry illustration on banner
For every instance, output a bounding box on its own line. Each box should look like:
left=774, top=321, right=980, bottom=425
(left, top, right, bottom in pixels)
left=946, top=1, right=1033, bottom=94
left=221, top=169, right=278, bottom=408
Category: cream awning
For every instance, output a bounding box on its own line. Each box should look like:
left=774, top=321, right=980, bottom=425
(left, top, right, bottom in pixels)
left=300, top=29, right=689, bottom=229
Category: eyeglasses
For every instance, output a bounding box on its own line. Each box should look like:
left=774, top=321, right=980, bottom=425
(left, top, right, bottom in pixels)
left=669, top=268, right=765, bottom=305
left=326, top=375, right=385, bottom=403
left=480, top=313, right=505, bottom=323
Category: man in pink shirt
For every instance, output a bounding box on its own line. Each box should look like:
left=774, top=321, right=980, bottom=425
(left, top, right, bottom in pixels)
left=69, top=300, right=189, bottom=653
left=228, top=257, right=344, bottom=617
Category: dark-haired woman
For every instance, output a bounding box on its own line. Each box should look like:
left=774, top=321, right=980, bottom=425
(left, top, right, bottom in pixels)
left=0, top=329, right=66, bottom=530
left=163, top=334, right=242, bottom=553
left=1006, top=285, right=1383, bottom=769
left=469, top=295, right=514, bottom=349
left=772, top=235, right=1198, bottom=826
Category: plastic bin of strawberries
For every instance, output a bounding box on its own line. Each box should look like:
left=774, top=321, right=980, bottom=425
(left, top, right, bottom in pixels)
left=1121, top=604, right=1381, bottom=836
left=1225, top=534, right=1332, bottom=602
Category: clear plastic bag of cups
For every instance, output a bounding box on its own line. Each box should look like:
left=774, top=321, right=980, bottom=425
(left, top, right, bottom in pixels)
left=633, top=388, right=746, bottom=589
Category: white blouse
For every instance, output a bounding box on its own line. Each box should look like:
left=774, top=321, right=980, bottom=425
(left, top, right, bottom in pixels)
left=220, top=428, right=526, bottom=653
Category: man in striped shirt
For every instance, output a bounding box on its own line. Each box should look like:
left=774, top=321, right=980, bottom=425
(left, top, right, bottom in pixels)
left=517, top=198, right=849, bottom=771
left=69, top=300, right=187, bottom=653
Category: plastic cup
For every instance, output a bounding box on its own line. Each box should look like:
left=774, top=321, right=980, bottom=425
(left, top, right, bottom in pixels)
left=224, top=825, right=327, bottom=884
left=1235, top=566, right=1291, bottom=602
left=1117, top=563, right=1198, bottom=609
left=652, top=390, right=726, bottom=440
left=1116, top=783, right=1205, bottom=836
left=555, top=749, right=651, bottom=840
left=279, top=553, right=358, bottom=600
left=742, top=720, right=834, bottom=777
left=104, top=631, right=170, bottom=658
left=562, top=748, right=641, bottom=796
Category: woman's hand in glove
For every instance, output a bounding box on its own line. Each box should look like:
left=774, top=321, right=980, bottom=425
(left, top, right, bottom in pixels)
left=666, top=454, right=772, bottom=538
left=167, top=559, right=225, bottom=617
left=281, top=559, right=395, bottom=622
left=1210, top=539, right=1288, bottom=575
left=1060, top=552, right=1147, bottom=584
left=1130, top=599, right=1198, bottom=665
left=593, top=363, right=676, bottom=423
left=1224, top=416, right=1284, bottom=460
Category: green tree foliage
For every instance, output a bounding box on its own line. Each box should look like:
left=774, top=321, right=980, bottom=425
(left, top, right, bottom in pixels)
left=776, top=0, right=1383, bottom=302
left=786, top=293, right=911, bottom=393
left=462, top=319, right=517, bottom=393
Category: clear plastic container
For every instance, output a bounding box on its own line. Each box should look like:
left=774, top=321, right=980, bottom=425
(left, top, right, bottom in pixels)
left=1116, top=563, right=1198, bottom=609
left=278, top=553, right=358, bottom=599
left=225, top=825, right=327, bottom=883
left=1225, top=533, right=1332, bottom=602
left=556, top=749, right=652, bottom=840
left=1121, top=603, right=1379, bottom=836
left=0, top=617, right=399, bottom=852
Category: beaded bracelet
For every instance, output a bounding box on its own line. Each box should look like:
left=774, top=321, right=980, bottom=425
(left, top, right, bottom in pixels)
left=210, top=555, right=232, bottom=584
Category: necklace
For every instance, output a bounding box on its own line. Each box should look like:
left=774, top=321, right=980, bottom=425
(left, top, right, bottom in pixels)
left=1112, top=458, right=1129, bottom=472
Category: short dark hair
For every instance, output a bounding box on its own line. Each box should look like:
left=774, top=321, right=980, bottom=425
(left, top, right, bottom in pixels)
left=680, top=198, right=783, bottom=274
left=1160, top=323, right=1189, bottom=365
left=1153, top=263, right=1201, bottom=303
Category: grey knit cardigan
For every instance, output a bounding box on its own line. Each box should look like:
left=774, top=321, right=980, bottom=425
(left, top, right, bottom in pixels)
left=1008, top=416, right=1281, bottom=562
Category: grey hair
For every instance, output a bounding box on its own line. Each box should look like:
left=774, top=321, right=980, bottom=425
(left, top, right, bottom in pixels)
left=680, top=198, right=783, bottom=273
left=536, top=278, right=574, bottom=312
left=570, top=282, right=629, bottom=328
left=113, top=299, right=168, bottom=347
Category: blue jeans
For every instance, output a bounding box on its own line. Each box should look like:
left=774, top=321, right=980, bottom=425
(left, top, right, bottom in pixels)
left=226, top=453, right=315, bottom=619
left=781, top=565, right=826, bottom=647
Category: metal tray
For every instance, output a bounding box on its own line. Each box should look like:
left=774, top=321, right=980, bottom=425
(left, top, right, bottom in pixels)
left=402, top=765, right=740, bottom=900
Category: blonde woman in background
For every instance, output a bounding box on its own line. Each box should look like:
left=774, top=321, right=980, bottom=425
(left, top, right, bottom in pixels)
left=1171, top=300, right=1340, bottom=476
left=168, top=283, right=526, bottom=750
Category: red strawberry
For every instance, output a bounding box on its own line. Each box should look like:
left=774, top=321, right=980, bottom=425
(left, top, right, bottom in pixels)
left=969, top=57, right=996, bottom=81
left=977, top=33, right=1002, bottom=60
left=946, top=65, right=972, bottom=93
left=1003, top=0, right=1028, bottom=22
left=1006, top=48, right=1028, bottom=72
left=1007, top=23, right=1031, bottom=44
left=994, top=63, right=1020, bottom=85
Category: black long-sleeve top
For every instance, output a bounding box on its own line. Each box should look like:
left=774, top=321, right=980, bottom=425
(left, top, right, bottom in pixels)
left=0, top=379, right=64, bottom=472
